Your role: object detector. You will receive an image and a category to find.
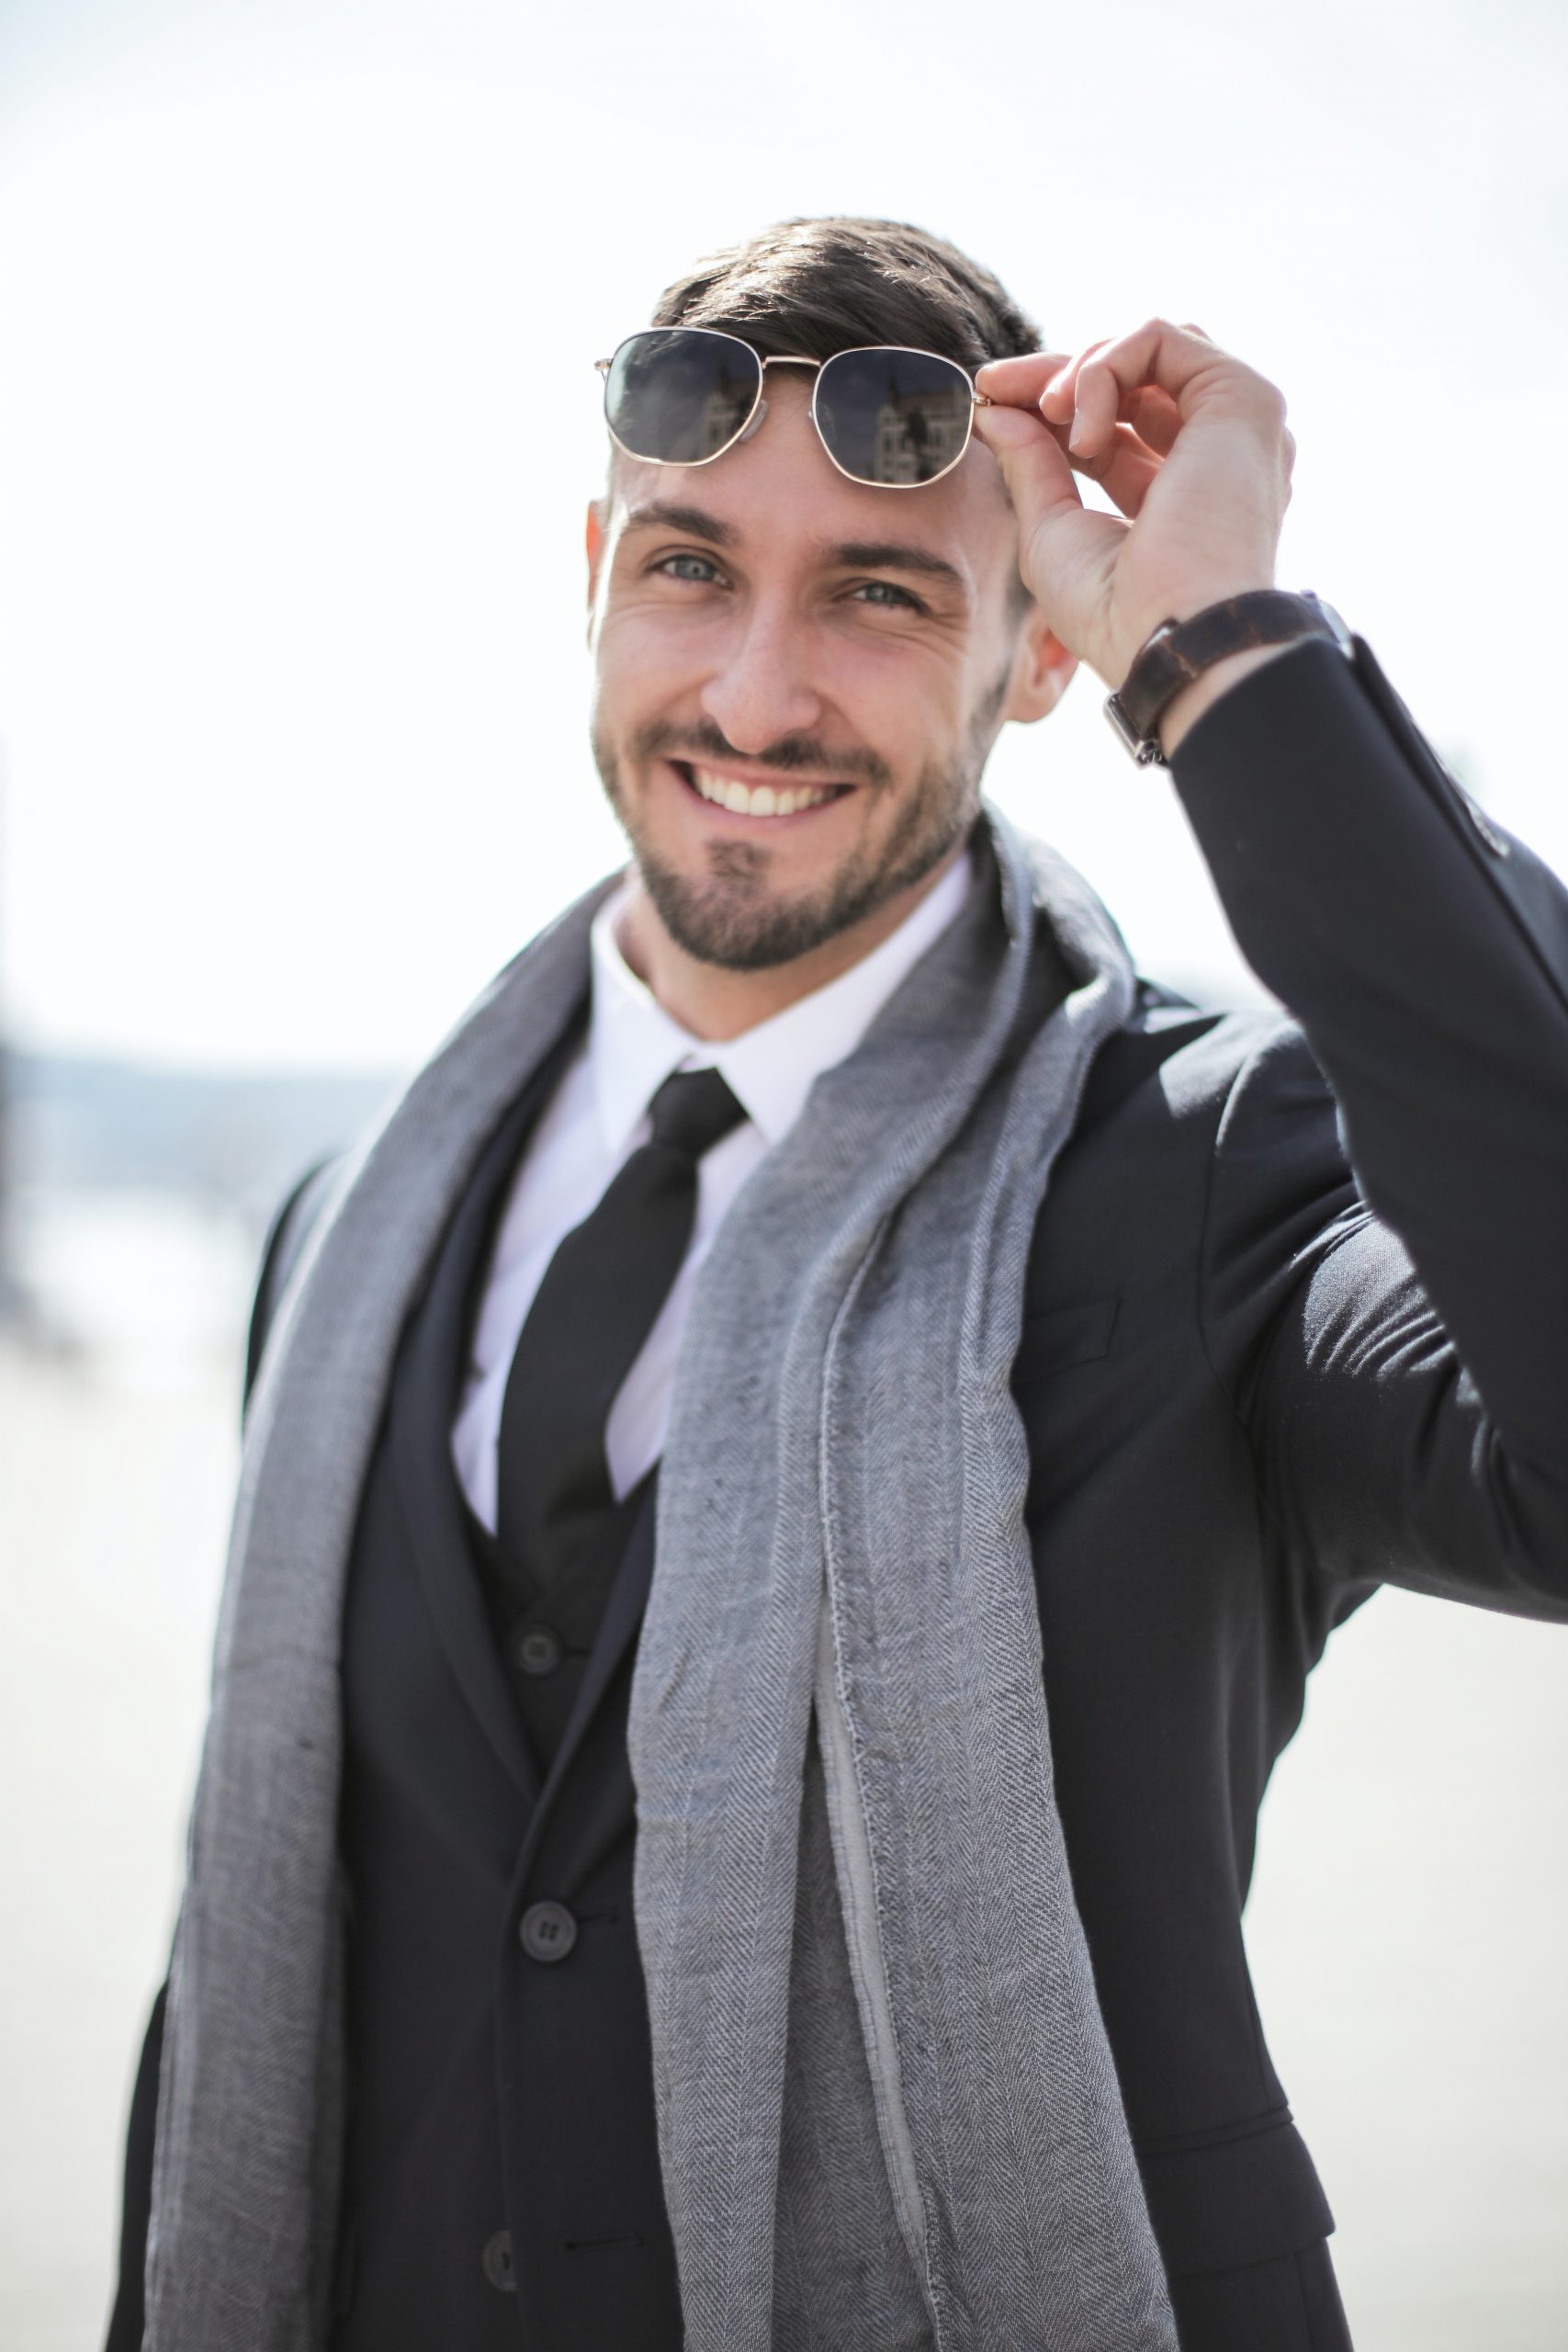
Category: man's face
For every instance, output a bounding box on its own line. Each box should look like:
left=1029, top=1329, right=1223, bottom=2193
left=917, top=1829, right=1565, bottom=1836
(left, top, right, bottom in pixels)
left=586, top=371, right=1070, bottom=972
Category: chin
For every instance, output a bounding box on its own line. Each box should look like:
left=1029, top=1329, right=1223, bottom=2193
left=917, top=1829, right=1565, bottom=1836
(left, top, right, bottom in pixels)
left=637, top=859, right=855, bottom=972
left=641, top=824, right=965, bottom=973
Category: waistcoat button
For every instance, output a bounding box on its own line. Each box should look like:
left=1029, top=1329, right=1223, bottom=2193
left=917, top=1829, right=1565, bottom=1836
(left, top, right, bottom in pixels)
left=513, top=1623, right=563, bottom=1676
left=481, top=2229, right=516, bottom=2291
left=519, top=1899, right=578, bottom=1962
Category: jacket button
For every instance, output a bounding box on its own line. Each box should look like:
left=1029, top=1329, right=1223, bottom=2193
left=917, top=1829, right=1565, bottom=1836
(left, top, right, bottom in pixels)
left=513, top=1623, right=563, bottom=1676
left=519, top=1899, right=578, bottom=1962
left=481, top=2229, right=516, bottom=2291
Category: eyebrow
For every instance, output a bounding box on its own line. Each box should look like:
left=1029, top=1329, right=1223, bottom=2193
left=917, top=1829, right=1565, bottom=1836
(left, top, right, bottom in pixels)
left=619, top=506, right=967, bottom=595
left=827, top=540, right=965, bottom=592
left=621, top=502, right=737, bottom=548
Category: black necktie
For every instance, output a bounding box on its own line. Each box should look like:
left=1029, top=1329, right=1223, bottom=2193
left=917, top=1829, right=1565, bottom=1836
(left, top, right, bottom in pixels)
left=494, top=1065, right=747, bottom=1591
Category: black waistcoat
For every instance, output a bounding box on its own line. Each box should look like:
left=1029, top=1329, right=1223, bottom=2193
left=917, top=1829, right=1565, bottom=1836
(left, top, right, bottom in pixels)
left=333, top=1038, right=684, bottom=2352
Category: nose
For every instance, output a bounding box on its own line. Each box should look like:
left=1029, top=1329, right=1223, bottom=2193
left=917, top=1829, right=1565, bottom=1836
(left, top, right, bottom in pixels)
left=696, top=595, right=826, bottom=758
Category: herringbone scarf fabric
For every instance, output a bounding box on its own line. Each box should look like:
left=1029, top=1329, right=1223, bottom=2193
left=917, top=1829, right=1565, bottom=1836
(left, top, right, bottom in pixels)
left=144, top=806, right=1177, bottom=2351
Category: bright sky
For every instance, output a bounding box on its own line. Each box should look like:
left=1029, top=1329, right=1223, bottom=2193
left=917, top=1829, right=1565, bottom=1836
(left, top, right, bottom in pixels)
left=1, top=0, right=1564, bottom=1070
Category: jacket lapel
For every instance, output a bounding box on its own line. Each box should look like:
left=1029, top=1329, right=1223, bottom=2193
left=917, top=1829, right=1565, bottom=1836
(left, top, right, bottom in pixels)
left=389, top=1029, right=581, bottom=1809
left=378, top=995, right=673, bottom=1853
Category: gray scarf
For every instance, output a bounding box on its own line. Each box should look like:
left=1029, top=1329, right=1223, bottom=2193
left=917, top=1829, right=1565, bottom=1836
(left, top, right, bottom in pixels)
left=145, top=804, right=1177, bottom=2352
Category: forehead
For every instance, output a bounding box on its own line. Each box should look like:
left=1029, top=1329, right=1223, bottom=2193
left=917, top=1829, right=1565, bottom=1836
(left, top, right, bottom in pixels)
left=605, top=371, right=1016, bottom=587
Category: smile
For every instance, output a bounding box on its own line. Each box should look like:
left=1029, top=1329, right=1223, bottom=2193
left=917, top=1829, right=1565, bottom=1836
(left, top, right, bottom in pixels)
left=675, top=763, right=853, bottom=820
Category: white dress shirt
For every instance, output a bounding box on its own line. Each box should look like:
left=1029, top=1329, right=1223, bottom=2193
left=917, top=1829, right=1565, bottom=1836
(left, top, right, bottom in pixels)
left=450, top=844, right=976, bottom=1531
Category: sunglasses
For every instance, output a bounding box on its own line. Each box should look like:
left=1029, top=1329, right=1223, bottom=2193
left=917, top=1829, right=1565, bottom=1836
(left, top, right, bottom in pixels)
left=596, top=326, right=991, bottom=490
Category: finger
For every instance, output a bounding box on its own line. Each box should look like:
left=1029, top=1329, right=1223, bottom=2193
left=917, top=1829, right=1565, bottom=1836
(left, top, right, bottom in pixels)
left=1038, top=338, right=1113, bottom=427
left=1043, top=336, right=1114, bottom=427
left=975, top=344, right=1120, bottom=431
left=976, top=397, right=1167, bottom=524
left=1066, top=318, right=1283, bottom=460
left=1029, top=324, right=1224, bottom=435
left=1069, top=420, right=1164, bottom=518
left=1041, top=367, right=1179, bottom=452
left=971, top=400, right=1085, bottom=536
left=973, top=349, right=1075, bottom=410
left=1123, top=384, right=1179, bottom=457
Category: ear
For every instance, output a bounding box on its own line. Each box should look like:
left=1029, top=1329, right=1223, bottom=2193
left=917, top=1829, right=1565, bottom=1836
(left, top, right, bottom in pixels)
left=586, top=498, right=607, bottom=613
left=1000, top=601, right=1077, bottom=725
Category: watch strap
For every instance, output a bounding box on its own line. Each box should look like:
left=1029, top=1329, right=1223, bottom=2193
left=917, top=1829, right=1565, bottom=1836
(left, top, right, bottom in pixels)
left=1106, top=590, right=1350, bottom=764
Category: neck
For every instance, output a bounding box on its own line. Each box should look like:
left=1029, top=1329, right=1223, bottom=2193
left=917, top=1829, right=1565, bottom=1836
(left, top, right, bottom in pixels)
left=614, top=843, right=969, bottom=1043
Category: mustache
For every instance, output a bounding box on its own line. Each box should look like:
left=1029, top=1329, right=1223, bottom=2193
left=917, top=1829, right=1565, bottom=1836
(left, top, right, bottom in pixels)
left=632, top=718, right=892, bottom=789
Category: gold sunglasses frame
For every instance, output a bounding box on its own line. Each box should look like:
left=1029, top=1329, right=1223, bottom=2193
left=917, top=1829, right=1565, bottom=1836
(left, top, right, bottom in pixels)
left=594, top=327, right=992, bottom=490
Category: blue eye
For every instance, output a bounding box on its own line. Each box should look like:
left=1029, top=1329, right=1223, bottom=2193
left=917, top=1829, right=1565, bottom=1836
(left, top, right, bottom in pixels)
left=852, top=579, right=919, bottom=608
left=658, top=552, right=723, bottom=583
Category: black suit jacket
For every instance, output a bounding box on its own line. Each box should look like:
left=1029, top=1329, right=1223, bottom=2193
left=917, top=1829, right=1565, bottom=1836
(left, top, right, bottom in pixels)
left=108, top=634, right=1568, bottom=2349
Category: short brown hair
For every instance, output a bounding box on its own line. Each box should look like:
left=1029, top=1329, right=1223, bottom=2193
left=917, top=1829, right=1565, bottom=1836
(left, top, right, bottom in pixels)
left=649, top=216, right=1042, bottom=371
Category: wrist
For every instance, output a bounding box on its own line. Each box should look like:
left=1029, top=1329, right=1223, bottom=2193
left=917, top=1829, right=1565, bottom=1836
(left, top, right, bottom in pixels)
left=1156, top=640, right=1298, bottom=759
left=1105, top=590, right=1349, bottom=767
left=1112, top=579, right=1276, bottom=689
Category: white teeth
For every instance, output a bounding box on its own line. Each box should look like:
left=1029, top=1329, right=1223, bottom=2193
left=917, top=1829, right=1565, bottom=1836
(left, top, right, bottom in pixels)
left=691, top=766, right=837, bottom=818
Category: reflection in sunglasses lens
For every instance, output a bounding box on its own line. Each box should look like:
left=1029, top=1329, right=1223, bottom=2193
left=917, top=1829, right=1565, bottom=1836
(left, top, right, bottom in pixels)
left=605, top=330, right=761, bottom=464
left=816, top=349, right=973, bottom=484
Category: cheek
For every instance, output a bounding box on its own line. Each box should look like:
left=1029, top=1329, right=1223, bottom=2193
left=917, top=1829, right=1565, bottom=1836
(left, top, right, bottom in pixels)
left=812, top=633, right=972, bottom=758
left=592, top=605, right=707, bottom=721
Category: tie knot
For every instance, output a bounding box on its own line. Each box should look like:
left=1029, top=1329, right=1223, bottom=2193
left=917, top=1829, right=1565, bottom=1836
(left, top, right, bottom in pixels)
left=647, top=1066, right=747, bottom=1160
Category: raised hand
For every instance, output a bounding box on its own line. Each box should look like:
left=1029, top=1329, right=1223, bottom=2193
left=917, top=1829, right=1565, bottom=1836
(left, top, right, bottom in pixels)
left=973, top=321, right=1295, bottom=702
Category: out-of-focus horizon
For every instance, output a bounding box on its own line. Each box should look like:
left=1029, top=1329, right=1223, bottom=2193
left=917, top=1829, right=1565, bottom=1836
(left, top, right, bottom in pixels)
left=1, top=0, right=1565, bottom=1072
left=4, top=6, right=1568, bottom=2351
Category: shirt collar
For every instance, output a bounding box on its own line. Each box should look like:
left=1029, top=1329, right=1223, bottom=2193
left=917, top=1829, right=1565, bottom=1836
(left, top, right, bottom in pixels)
left=587, top=842, right=976, bottom=1159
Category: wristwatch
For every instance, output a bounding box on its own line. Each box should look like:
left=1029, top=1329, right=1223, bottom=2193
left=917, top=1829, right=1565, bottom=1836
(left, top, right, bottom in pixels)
left=1104, top=589, right=1354, bottom=766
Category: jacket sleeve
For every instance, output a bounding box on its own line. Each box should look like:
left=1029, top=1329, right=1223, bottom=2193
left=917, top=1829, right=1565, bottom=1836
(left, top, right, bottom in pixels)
left=1175, top=633, right=1568, bottom=1611
left=104, top=1987, right=164, bottom=2352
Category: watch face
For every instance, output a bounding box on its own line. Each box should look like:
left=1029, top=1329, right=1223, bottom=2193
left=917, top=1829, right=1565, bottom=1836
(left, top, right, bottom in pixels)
left=1306, top=594, right=1355, bottom=655
left=1102, top=693, right=1167, bottom=765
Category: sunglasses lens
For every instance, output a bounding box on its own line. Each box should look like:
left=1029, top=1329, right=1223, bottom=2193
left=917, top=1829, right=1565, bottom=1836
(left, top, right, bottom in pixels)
left=815, top=349, right=974, bottom=484
left=604, top=329, right=762, bottom=465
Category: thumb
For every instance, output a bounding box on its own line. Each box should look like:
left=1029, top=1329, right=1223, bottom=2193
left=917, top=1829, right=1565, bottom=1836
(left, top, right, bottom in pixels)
left=972, top=401, right=1085, bottom=546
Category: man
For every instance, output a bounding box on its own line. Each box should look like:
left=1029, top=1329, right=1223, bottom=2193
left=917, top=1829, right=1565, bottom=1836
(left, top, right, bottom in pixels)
left=108, top=217, right=1568, bottom=2352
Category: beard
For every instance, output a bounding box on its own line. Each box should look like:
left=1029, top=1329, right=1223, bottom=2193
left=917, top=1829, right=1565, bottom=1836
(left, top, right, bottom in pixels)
left=592, top=674, right=1008, bottom=973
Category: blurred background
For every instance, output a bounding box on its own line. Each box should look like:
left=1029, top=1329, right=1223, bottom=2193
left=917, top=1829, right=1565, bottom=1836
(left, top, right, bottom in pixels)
left=2, top=1, right=1567, bottom=2345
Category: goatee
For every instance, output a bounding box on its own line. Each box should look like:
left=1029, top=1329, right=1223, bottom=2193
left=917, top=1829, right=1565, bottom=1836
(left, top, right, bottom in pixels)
left=591, top=693, right=1003, bottom=973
